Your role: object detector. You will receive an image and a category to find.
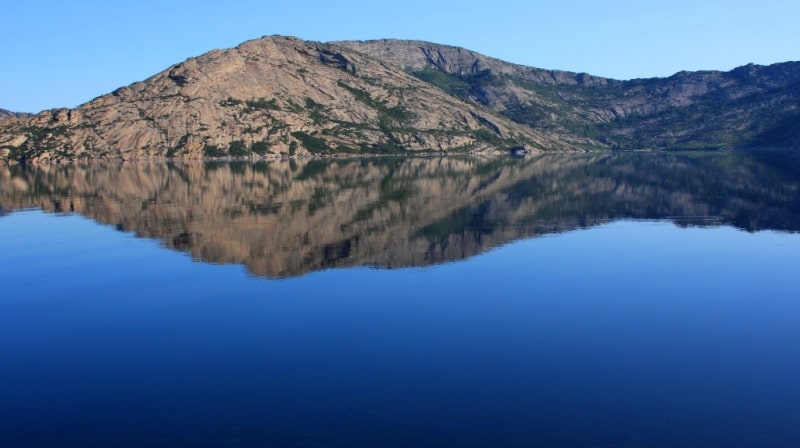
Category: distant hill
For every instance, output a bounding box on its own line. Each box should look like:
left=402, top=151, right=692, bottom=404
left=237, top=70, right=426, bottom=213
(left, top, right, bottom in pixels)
left=2, top=36, right=798, bottom=164
left=0, top=108, right=30, bottom=121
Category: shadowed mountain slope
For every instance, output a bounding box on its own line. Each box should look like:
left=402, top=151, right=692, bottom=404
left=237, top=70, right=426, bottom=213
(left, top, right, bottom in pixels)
left=337, top=40, right=800, bottom=150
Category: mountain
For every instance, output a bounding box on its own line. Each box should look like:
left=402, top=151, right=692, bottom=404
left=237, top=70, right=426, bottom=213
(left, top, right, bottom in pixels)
left=336, top=40, right=800, bottom=150
left=2, top=36, right=799, bottom=164
left=2, top=152, right=798, bottom=278
left=0, top=36, right=568, bottom=164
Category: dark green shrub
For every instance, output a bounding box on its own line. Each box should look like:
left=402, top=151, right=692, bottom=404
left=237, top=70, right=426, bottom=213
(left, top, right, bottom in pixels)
left=245, top=98, right=280, bottom=111
left=228, top=140, right=248, bottom=156
left=220, top=97, right=242, bottom=107
left=251, top=140, right=270, bottom=155
left=203, top=144, right=226, bottom=157
left=291, top=131, right=330, bottom=154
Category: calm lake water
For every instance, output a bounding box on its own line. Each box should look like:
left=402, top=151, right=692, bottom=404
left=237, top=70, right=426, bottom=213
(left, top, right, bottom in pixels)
left=1, top=151, right=799, bottom=447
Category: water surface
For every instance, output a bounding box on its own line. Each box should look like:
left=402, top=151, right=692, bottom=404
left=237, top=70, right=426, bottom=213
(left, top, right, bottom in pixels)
left=1, top=151, right=799, bottom=447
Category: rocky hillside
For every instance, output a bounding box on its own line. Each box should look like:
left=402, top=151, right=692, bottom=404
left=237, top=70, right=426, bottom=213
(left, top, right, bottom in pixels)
left=3, top=36, right=798, bottom=164
left=0, top=36, right=574, bottom=164
left=338, top=40, right=800, bottom=149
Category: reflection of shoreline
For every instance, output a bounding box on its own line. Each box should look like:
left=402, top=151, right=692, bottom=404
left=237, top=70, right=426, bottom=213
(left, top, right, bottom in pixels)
left=4, top=152, right=504, bottom=166
left=1, top=152, right=799, bottom=277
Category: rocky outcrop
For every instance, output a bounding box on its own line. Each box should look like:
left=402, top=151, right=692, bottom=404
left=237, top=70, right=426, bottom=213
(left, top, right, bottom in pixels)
left=0, top=36, right=574, bottom=164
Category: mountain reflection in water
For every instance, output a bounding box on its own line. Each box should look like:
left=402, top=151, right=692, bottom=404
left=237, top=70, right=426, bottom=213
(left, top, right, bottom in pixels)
left=1, top=150, right=798, bottom=278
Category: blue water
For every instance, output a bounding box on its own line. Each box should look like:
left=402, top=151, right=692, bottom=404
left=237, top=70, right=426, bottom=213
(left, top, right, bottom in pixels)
left=2, top=210, right=799, bottom=447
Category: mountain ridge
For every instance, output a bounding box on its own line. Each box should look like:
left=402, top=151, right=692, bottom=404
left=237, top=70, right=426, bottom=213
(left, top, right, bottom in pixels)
left=2, top=35, right=798, bottom=164
left=333, top=39, right=615, bottom=86
left=336, top=39, right=800, bottom=149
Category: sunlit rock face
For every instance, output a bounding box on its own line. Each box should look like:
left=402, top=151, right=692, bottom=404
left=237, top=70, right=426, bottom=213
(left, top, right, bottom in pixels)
left=0, top=36, right=574, bottom=165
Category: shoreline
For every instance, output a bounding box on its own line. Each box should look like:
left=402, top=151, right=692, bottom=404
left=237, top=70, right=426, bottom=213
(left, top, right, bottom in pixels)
left=3, top=146, right=797, bottom=166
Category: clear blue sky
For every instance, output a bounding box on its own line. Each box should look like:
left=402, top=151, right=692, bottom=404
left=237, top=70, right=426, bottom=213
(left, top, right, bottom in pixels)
left=2, top=0, right=798, bottom=113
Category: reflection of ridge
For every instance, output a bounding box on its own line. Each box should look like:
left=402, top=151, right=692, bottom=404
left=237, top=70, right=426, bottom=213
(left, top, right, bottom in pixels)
left=0, top=151, right=799, bottom=278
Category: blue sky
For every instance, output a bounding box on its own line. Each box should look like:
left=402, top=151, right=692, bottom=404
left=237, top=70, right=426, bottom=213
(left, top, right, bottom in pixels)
left=2, top=0, right=798, bottom=112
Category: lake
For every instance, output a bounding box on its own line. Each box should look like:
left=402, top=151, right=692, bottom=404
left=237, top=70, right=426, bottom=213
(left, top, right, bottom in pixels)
left=1, top=151, right=799, bottom=447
